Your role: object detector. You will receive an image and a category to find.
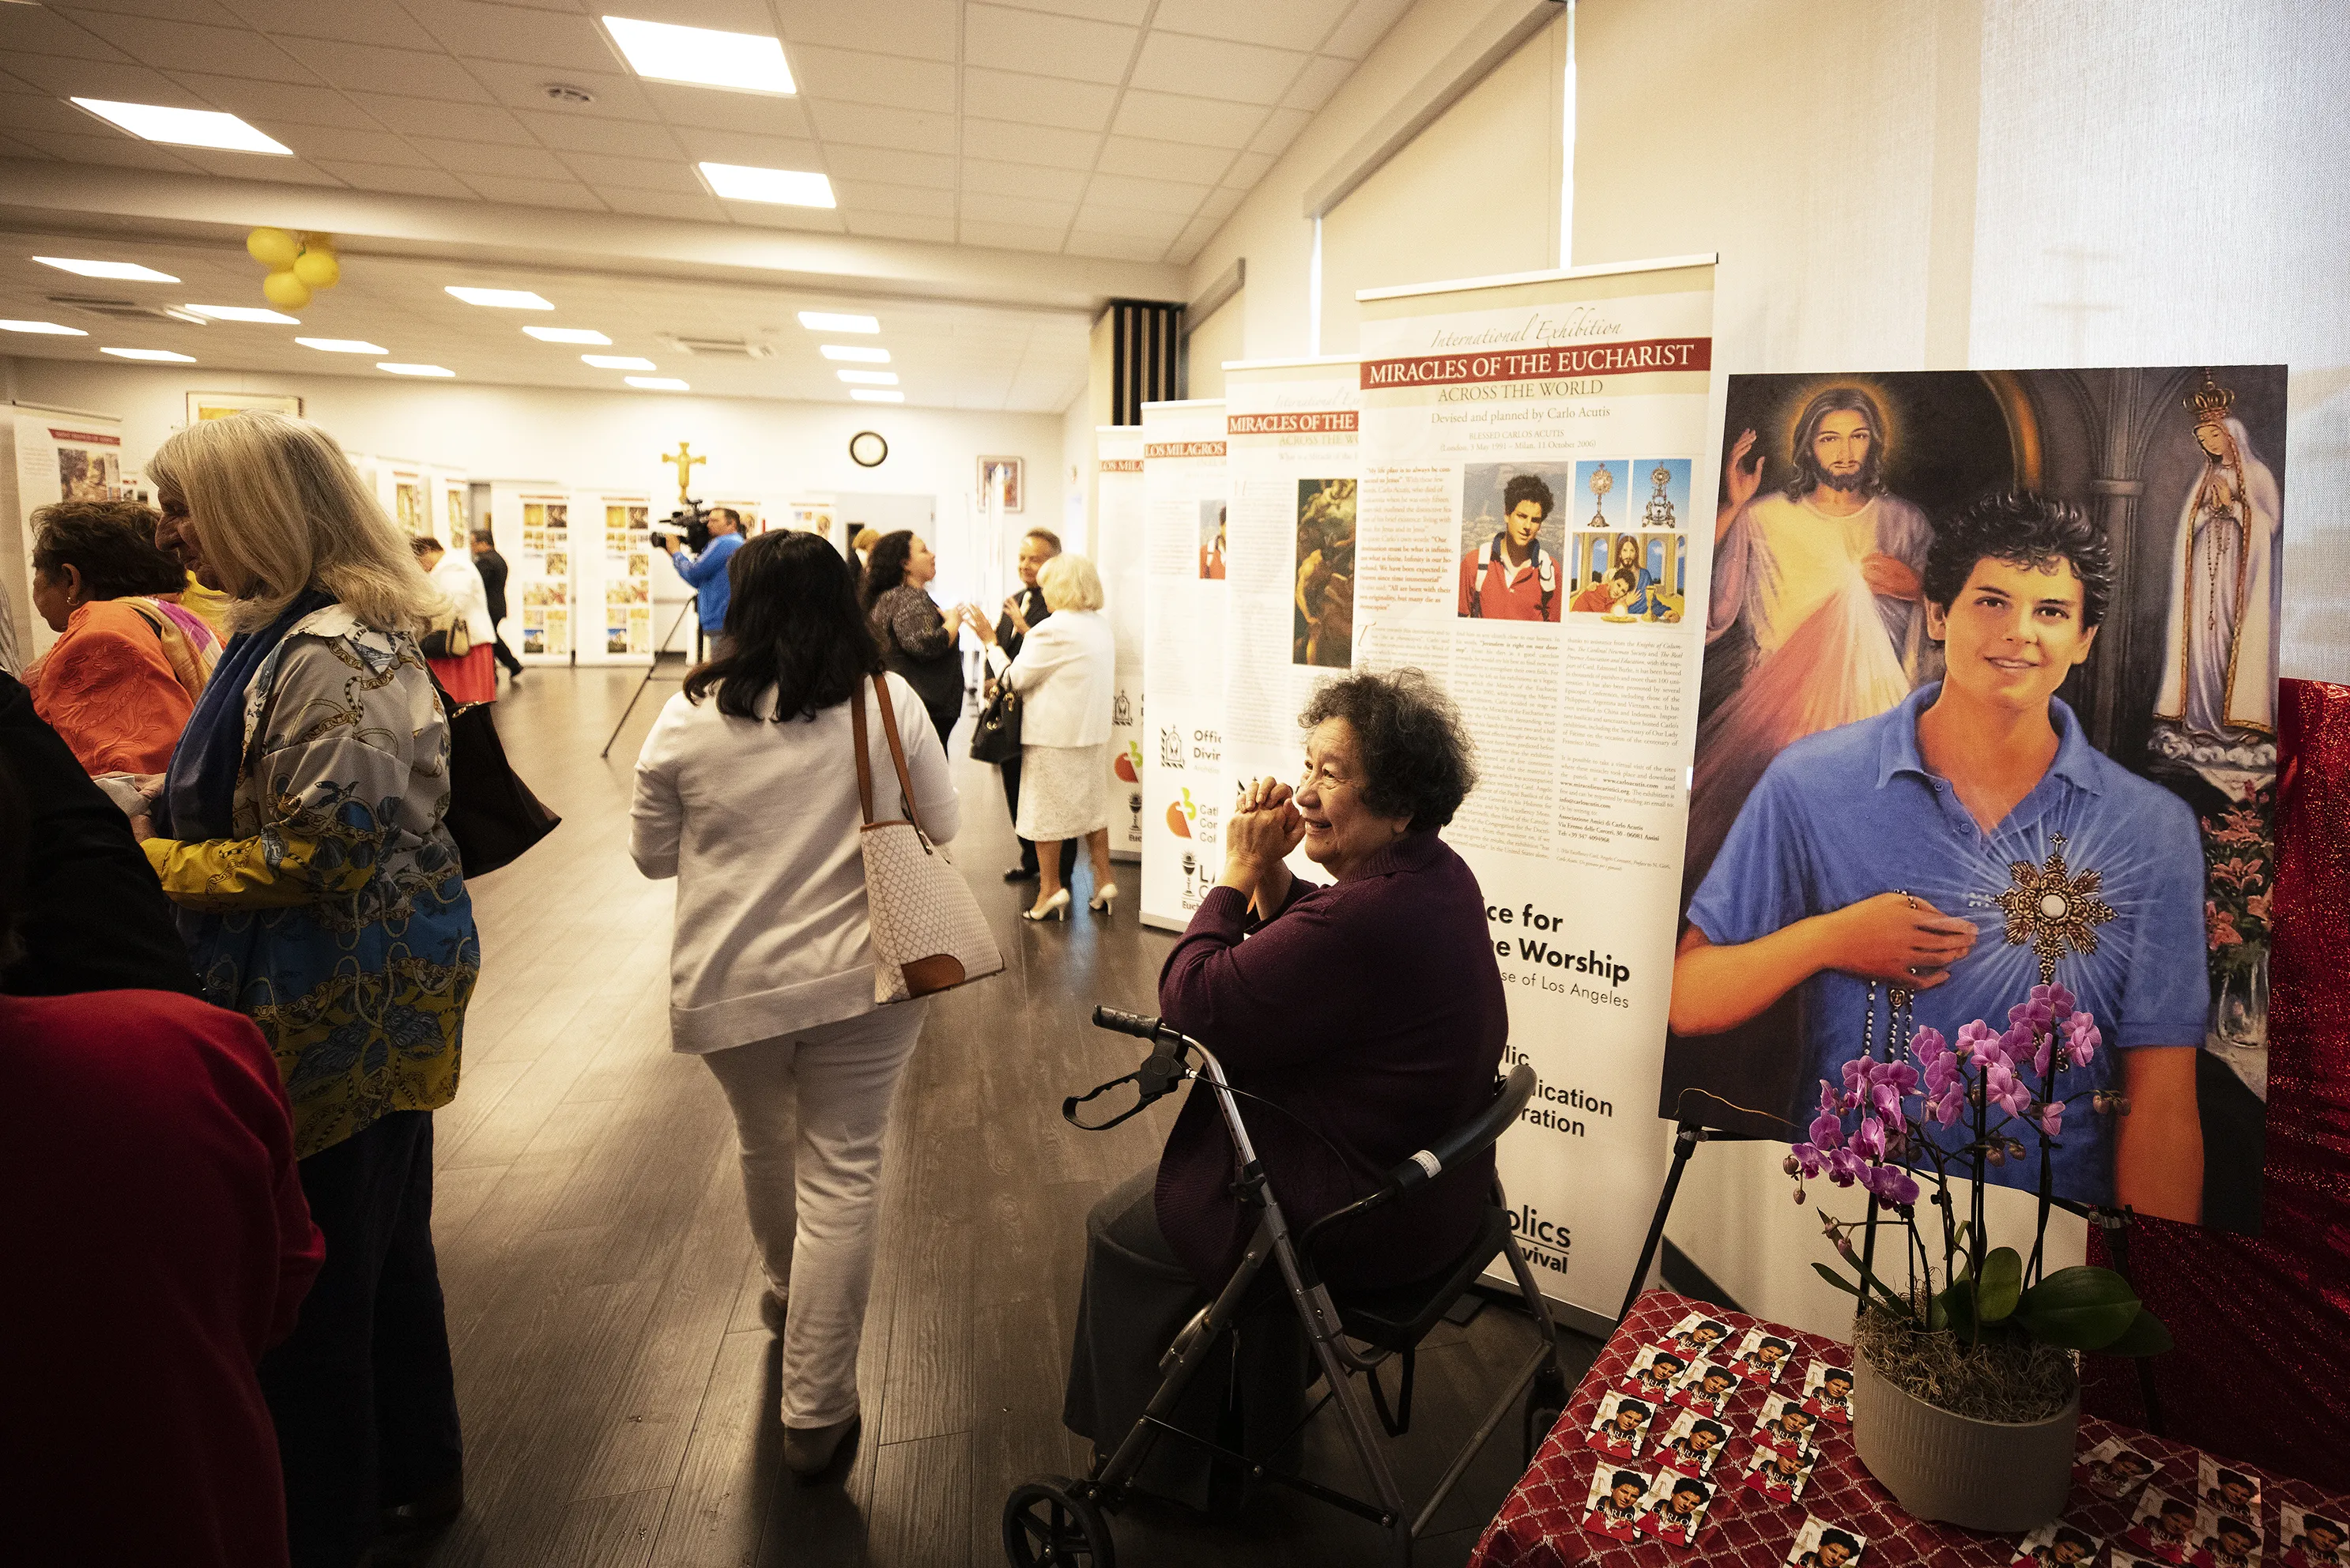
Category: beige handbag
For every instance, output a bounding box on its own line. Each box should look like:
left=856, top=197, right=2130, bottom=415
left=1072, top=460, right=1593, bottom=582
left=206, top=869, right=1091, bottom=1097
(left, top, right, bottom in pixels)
left=851, top=673, right=1005, bottom=1003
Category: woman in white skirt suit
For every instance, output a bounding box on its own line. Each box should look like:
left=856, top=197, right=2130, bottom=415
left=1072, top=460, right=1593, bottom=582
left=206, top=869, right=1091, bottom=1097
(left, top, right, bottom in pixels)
left=966, top=553, right=1117, bottom=922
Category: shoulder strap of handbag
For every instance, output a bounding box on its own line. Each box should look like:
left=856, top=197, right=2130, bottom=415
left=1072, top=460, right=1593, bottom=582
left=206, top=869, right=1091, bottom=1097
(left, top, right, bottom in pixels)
left=849, top=674, right=932, bottom=843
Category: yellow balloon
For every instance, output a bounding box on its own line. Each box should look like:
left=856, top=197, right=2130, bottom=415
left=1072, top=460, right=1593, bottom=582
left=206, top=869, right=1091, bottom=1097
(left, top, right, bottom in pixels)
left=247, top=226, right=301, bottom=267
left=292, top=250, right=340, bottom=288
left=262, top=269, right=313, bottom=310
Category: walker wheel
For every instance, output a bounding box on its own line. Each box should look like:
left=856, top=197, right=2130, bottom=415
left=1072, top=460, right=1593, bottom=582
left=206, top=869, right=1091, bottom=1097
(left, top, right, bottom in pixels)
left=1002, top=1475, right=1116, bottom=1567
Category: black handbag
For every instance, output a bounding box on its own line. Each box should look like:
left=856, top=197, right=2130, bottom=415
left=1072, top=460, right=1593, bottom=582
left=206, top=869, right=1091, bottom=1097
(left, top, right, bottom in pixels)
left=969, top=678, right=1022, bottom=765
left=423, top=667, right=560, bottom=877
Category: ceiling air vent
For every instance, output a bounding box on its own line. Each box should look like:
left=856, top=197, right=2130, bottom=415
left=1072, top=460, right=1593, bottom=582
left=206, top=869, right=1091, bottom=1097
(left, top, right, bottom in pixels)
left=660, top=335, right=772, bottom=360
left=50, top=294, right=197, bottom=323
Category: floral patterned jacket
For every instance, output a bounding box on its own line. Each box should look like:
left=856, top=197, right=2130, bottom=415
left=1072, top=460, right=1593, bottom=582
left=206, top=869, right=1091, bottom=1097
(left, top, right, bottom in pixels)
left=144, top=604, right=479, bottom=1159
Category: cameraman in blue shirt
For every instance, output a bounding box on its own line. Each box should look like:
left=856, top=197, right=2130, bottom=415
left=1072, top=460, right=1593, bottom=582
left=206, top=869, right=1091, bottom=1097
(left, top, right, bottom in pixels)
left=657, top=507, right=744, bottom=656
left=1672, top=492, right=2208, bottom=1221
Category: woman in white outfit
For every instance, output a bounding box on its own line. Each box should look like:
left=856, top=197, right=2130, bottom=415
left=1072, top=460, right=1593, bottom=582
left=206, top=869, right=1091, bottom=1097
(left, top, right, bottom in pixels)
left=965, top=552, right=1116, bottom=922
left=629, top=530, right=957, bottom=1479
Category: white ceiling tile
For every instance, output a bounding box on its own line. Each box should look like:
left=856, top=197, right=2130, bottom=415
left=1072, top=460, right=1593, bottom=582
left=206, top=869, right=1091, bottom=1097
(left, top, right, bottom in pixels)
left=590, top=0, right=775, bottom=32
left=773, top=0, right=957, bottom=62
left=343, top=93, right=538, bottom=143
left=1081, top=170, right=1210, bottom=216
left=790, top=43, right=956, bottom=111
left=1064, top=231, right=1167, bottom=262
left=821, top=144, right=956, bottom=188
left=557, top=151, right=703, bottom=191
left=1192, top=185, right=1243, bottom=226
left=962, top=66, right=1116, bottom=133
left=0, top=7, right=134, bottom=62
left=465, top=60, right=668, bottom=119
left=1282, top=55, right=1354, bottom=111
left=274, top=37, right=496, bottom=100
left=960, top=193, right=1077, bottom=229
left=1130, top=32, right=1305, bottom=106
left=54, top=0, right=248, bottom=23
left=213, top=0, right=443, bottom=48
left=960, top=158, right=1088, bottom=202
left=637, top=81, right=812, bottom=136
left=409, top=136, right=575, bottom=178
left=721, top=201, right=847, bottom=233
left=1149, top=0, right=1352, bottom=52
left=598, top=187, right=730, bottom=221
left=164, top=72, right=385, bottom=130
left=5, top=55, right=197, bottom=104
left=1096, top=135, right=1235, bottom=184
left=171, top=149, right=349, bottom=186
left=956, top=219, right=1075, bottom=253
left=992, top=0, right=1148, bottom=21
left=844, top=212, right=956, bottom=243
left=399, top=0, right=620, bottom=74
left=459, top=171, right=608, bottom=209
left=1109, top=88, right=1266, bottom=149
left=58, top=13, right=320, bottom=83
left=1218, top=149, right=1272, bottom=187
left=311, top=160, right=480, bottom=198
left=8, top=126, right=202, bottom=172
left=1319, top=0, right=1414, bottom=61
left=808, top=100, right=955, bottom=155
left=242, top=122, right=431, bottom=167
left=668, top=125, right=823, bottom=168
left=965, top=5, right=1136, bottom=87
left=832, top=180, right=956, bottom=218
left=515, top=108, right=687, bottom=156
left=1071, top=204, right=1187, bottom=241
left=1165, top=224, right=1215, bottom=266
left=1247, top=106, right=1309, bottom=156
left=0, top=92, right=111, bottom=137
left=960, top=118, right=1098, bottom=170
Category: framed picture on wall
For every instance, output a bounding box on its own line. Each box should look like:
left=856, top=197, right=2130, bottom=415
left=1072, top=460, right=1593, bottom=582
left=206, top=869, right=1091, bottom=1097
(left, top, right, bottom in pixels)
left=979, top=454, right=1024, bottom=514
left=187, top=390, right=304, bottom=424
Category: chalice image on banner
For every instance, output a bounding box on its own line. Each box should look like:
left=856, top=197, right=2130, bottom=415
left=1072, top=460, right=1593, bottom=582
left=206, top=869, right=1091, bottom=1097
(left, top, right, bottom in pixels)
left=1644, top=465, right=1679, bottom=529
left=1129, top=793, right=1143, bottom=836
left=1588, top=462, right=1615, bottom=530
left=1180, top=852, right=1198, bottom=903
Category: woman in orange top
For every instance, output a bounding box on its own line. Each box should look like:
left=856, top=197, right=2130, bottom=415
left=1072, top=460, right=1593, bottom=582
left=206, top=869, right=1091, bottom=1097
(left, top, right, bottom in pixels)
left=28, top=500, right=219, bottom=775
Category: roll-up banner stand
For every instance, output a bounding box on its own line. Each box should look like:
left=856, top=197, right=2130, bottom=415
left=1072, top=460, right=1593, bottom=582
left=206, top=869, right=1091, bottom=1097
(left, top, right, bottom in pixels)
left=581, top=492, right=654, bottom=665
left=1219, top=359, right=1361, bottom=894
left=1352, top=254, right=1718, bottom=1327
left=1096, top=428, right=1147, bottom=861
left=488, top=480, right=575, bottom=665
left=1138, top=401, right=1226, bottom=932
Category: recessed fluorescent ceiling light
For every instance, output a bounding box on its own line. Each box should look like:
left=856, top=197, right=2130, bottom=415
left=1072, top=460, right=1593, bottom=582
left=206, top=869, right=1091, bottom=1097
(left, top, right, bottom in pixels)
left=836, top=369, right=898, bottom=386
left=161, top=308, right=209, bottom=325
left=850, top=390, right=903, bottom=403
left=820, top=345, right=889, bottom=363
left=446, top=286, right=553, bottom=309
left=0, top=319, right=87, bottom=335
left=626, top=375, right=689, bottom=390
left=70, top=99, right=292, bottom=154
left=379, top=363, right=455, bottom=377
left=798, top=311, right=877, bottom=333
left=101, top=347, right=196, bottom=362
left=525, top=326, right=611, bottom=344
left=185, top=303, right=300, bottom=323
left=602, top=16, right=794, bottom=95
left=36, top=256, right=179, bottom=282
left=583, top=353, right=657, bottom=370
left=699, top=162, right=833, bottom=207
left=296, top=337, right=388, bottom=353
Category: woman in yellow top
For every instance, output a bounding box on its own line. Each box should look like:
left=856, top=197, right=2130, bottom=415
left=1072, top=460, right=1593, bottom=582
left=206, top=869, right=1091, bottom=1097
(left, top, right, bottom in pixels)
left=140, top=411, right=481, bottom=1566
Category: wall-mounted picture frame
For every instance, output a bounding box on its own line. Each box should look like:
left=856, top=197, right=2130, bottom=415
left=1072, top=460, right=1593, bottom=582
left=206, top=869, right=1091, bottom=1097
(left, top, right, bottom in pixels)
left=979, top=454, right=1024, bottom=514
left=187, top=390, right=304, bottom=424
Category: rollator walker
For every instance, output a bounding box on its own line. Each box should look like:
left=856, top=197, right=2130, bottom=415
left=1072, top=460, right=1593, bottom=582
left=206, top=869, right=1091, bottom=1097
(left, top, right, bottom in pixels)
left=1000, top=1006, right=1571, bottom=1567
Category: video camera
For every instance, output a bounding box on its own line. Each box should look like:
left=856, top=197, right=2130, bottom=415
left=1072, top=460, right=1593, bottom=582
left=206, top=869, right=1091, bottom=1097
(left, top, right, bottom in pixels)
left=647, top=499, right=712, bottom=552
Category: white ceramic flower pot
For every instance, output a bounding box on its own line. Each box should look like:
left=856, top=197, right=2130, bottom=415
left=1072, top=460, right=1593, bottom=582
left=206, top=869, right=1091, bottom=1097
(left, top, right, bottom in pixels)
left=1851, top=1350, right=2078, bottom=1532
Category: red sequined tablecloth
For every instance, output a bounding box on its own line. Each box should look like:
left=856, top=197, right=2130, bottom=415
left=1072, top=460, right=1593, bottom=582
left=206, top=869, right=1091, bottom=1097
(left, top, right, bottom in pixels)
left=1472, top=1290, right=2350, bottom=1568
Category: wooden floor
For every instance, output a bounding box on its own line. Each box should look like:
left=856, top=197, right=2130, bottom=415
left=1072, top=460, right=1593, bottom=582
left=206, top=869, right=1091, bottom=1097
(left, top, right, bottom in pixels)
left=403, top=665, right=1594, bottom=1568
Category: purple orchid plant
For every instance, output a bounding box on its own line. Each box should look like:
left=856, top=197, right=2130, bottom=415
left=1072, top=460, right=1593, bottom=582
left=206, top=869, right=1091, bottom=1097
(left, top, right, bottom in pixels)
left=1786, top=983, right=2170, bottom=1358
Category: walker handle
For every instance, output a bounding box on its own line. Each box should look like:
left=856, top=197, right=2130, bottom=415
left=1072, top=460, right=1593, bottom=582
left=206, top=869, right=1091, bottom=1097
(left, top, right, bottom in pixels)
left=1092, top=1005, right=1162, bottom=1038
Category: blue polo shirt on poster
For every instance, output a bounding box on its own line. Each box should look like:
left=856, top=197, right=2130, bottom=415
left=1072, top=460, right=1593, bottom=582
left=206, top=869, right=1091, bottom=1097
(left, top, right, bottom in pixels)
left=1684, top=683, right=2210, bottom=1206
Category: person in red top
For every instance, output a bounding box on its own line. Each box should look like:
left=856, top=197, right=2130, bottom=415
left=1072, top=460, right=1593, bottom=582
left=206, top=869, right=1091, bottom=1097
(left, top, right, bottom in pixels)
left=0, top=763, right=323, bottom=1568
left=1457, top=473, right=1562, bottom=620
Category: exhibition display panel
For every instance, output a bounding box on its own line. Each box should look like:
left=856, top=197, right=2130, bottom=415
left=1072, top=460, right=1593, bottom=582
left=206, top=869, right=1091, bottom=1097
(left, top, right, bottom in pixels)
left=1096, top=427, right=1146, bottom=862
left=1138, top=400, right=1227, bottom=931
left=488, top=480, right=575, bottom=664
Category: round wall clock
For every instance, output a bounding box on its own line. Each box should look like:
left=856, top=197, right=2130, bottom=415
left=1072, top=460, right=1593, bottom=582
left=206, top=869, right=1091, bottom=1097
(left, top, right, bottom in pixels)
left=849, top=429, right=888, bottom=468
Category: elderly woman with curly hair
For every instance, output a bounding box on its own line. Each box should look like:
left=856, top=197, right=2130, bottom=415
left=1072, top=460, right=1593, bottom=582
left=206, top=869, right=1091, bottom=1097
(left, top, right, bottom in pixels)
left=1062, top=668, right=1507, bottom=1506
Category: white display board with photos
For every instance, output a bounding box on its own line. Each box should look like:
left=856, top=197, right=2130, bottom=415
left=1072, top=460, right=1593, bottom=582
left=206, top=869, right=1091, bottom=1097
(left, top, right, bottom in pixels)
left=1138, top=401, right=1227, bottom=932
left=1096, top=428, right=1147, bottom=862
left=488, top=481, right=575, bottom=664
left=431, top=469, right=471, bottom=552
left=581, top=492, right=654, bottom=665
left=376, top=459, right=429, bottom=547
left=1, top=406, right=128, bottom=662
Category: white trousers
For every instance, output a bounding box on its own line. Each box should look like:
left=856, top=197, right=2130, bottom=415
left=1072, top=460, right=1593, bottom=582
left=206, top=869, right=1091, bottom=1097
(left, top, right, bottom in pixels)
left=699, top=1002, right=926, bottom=1428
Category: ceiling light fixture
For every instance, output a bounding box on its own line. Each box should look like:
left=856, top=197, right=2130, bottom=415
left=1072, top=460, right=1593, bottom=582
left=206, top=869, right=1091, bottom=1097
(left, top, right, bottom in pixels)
left=524, top=326, right=611, bottom=344
left=820, top=345, right=890, bottom=363
left=185, top=303, right=300, bottom=323
left=0, top=319, right=87, bottom=335
left=378, top=363, right=455, bottom=377
left=161, top=309, right=210, bottom=325
left=601, top=16, right=794, bottom=95
left=798, top=310, right=877, bottom=334
left=445, top=286, right=553, bottom=310
left=698, top=162, right=833, bottom=207
left=100, top=347, right=196, bottom=362
left=836, top=369, right=898, bottom=386
left=296, top=337, right=389, bottom=353
left=625, top=375, right=690, bottom=390
left=35, top=257, right=179, bottom=282
left=70, top=98, right=292, bottom=154
left=850, top=390, right=904, bottom=403
left=583, top=353, right=658, bottom=370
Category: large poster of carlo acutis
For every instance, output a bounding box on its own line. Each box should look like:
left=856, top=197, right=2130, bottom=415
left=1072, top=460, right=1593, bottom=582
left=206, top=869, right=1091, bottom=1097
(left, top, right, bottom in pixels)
left=1663, top=365, right=2284, bottom=1234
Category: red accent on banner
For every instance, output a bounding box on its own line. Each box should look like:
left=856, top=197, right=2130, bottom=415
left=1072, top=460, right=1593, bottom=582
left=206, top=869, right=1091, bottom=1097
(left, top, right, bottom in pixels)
left=47, top=428, right=121, bottom=446
left=1226, top=411, right=1359, bottom=435
left=1360, top=338, right=1713, bottom=390
left=1098, top=459, right=1144, bottom=472
left=1143, top=441, right=1226, bottom=458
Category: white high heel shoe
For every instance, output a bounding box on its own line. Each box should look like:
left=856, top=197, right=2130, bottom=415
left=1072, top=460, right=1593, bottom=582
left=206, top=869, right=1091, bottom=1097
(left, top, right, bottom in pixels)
left=1088, top=883, right=1118, bottom=914
left=1022, top=888, right=1072, bottom=922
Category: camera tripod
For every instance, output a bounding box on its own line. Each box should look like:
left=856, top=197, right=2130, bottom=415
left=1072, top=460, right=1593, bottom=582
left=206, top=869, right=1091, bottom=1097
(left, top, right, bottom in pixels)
left=598, top=590, right=701, bottom=760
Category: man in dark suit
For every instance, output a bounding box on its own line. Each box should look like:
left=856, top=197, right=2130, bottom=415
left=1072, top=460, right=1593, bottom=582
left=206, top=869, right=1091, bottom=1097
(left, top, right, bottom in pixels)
left=995, top=527, right=1075, bottom=883
left=470, top=529, right=523, bottom=680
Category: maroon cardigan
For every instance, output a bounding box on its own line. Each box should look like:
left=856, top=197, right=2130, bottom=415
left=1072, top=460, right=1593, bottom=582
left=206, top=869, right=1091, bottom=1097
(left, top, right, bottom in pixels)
left=1155, top=831, right=1508, bottom=1294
